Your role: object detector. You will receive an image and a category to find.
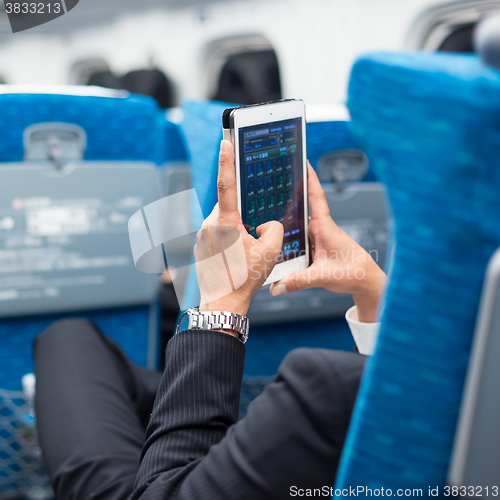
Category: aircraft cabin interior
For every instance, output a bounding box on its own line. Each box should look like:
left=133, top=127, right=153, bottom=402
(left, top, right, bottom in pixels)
left=0, top=0, right=499, bottom=498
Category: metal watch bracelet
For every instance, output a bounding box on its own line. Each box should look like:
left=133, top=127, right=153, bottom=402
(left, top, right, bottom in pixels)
left=176, top=308, right=249, bottom=343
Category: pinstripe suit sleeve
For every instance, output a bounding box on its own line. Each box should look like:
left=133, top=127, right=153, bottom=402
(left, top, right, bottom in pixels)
left=132, top=329, right=365, bottom=500
left=132, top=329, right=245, bottom=499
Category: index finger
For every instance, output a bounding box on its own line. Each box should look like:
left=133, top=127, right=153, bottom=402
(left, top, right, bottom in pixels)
left=217, top=140, right=239, bottom=218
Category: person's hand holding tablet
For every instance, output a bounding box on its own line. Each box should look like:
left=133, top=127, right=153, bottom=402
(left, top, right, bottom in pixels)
left=270, top=163, right=386, bottom=323
left=195, top=139, right=386, bottom=341
left=194, top=140, right=283, bottom=335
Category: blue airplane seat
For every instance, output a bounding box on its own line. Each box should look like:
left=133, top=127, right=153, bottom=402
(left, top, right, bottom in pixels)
left=157, top=112, right=190, bottom=206
left=179, top=101, right=228, bottom=228
left=179, top=100, right=361, bottom=393
left=0, top=89, right=164, bottom=392
left=0, top=88, right=164, bottom=496
left=0, top=87, right=165, bottom=165
left=161, top=115, right=188, bottom=164
left=335, top=52, right=500, bottom=490
left=306, top=119, right=376, bottom=182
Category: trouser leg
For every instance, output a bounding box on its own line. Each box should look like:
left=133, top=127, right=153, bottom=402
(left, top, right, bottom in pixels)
left=34, top=318, right=162, bottom=500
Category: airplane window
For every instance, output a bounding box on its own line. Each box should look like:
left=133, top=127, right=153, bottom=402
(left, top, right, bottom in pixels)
left=438, top=24, right=475, bottom=53
left=411, top=4, right=500, bottom=53
left=212, top=50, right=282, bottom=105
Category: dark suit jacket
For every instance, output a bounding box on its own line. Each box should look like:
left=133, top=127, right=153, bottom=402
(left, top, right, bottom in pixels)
left=132, top=329, right=365, bottom=499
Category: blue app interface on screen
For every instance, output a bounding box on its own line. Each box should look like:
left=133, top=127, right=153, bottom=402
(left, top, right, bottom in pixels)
left=239, top=117, right=305, bottom=262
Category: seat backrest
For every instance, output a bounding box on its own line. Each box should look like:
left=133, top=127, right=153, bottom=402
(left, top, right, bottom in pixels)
left=335, top=52, right=500, bottom=490
left=0, top=86, right=165, bottom=165
left=158, top=112, right=191, bottom=274
left=0, top=88, right=165, bottom=390
left=0, top=161, right=162, bottom=389
left=161, top=115, right=189, bottom=166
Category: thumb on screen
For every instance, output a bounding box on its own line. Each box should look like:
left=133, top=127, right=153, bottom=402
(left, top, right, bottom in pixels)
left=256, top=221, right=284, bottom=253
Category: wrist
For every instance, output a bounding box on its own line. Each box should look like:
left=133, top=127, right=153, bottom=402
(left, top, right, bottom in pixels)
left=199, top=296, right=250, bottom=318
left=351, top=291, right=380, bottom=323
left=351, top=266, right=386, bottom=323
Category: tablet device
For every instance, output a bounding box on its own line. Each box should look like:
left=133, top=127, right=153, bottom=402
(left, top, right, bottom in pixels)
left=223, top=99, right=309, bottom=285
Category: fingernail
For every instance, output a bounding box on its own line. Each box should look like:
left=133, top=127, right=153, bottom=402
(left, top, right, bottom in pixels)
left=271, top=283, right=287, bottom=296
left=220, top=140, right=229, bottom=153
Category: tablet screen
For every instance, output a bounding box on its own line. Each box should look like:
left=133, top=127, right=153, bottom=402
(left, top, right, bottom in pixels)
left=238, top=117, right=305, bottom=262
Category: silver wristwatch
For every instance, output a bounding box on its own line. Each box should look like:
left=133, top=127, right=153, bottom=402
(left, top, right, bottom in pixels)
left=176, top=308, right=249, bottom=343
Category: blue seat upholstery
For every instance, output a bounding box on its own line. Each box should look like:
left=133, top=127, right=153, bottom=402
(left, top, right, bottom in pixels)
left=0, top=307, right=150, bottom=391
left=179, top=101, right=228, bottom=228
left=0, top=90, right=164, bottom=392
left=0, top=89, right=166, bottom=497
left=179, top=100, right=367, bottom=383
left=161, top=114, right=188, bottom=165
left=336, top=52, right=500, bottom=489
left=0, top=89, right=165, bottom=165
left=306, top=119, right=375, bottom=181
